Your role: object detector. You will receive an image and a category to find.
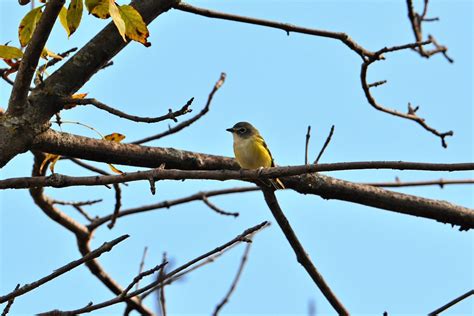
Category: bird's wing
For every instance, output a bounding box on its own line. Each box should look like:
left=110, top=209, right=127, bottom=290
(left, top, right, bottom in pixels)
left=256, top=135, right=276, bottom=167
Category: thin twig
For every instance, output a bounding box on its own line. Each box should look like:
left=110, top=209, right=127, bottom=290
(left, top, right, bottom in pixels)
left=173, top=2, right=375, bottom=60
left=314, top=125, right=335, bottom=164
left=213, top=242, right=252, bottom=315
left=136, top=247, right=149, bottom=294
left=157, top=253, right=167, bottom=316
left=202, top=195, right=239, bottom=217
left=120, top=262, right=167, bottom=297
left=132, top=73, right=226, bottom=144
left=0, top=235, right=129, bottom=303
left=304, top=125, right=311, bottom=165
left=261, top=188, right=348, bottom=315
left=428, top=289, right=474, bottom=315
left=364, top=178, right=474, bottom=188
left=63, top=97, right=194, bottom=124
left=107, top=183, right=122, bottom=229
left=360, top=41, right=454, bottom=148
left=89, top=187, right=258, bottom=230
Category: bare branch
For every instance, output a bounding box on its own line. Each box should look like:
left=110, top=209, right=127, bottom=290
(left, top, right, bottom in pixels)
left=428, top=289, right=474, bottom=315
left=360, top=41, right=454, bottom=147
left=364, top=178, right=474, bottom=188
left=7, top=0, right=64, bottom=116
left=34, top=130, right=474, bottom=172
left=89, top=187, right=258, bottom=230
left=107, top=183, right=122, bottom=229
left=406, top=0, right=453, bottom=63
left=1, top=285, right=19, bottom=316
left=157, top=253, right=167, bottom=316
left=173, top=2, right=375, bottom=60
left=63, top=97, right=194, bottom=124
left=202, top=195, right=239, bottom=217
left=133, top=72, right=226, bottom=144
left=0, top=235, right=129, bottom=304
left=120, top=262, right=167, bottom=297
left=314, top=125, right=335, bottom=164
left=261, top=188, right=348, bottom=315
left=40, top=221, right=270, bottom=315
left=213, top=242, right=252, bottom=315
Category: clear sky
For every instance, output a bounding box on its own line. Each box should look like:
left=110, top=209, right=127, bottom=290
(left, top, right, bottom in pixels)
left=1, top=0, right=473, bottom=315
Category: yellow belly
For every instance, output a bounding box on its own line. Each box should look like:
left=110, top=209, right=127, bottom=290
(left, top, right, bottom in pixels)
left=233, top=137, right=273, bottom=169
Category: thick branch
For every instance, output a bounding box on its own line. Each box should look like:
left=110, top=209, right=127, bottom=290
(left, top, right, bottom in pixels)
left=32, top=130, right=474, bottom=172
left=6, top=160, right=473, bottom=229
left=0, top=235, right=129, bottom=304
left=7, top=0, right=64, bottom=116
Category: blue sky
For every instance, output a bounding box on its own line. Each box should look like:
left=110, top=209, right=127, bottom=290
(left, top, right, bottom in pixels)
left=1, top=0, right=473, bottom=315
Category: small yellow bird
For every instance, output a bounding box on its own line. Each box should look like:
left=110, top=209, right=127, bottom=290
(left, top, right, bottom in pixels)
left=226, top=122, right=285, bottom=189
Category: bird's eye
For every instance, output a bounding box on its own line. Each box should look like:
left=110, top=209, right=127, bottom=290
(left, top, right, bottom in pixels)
left=238, top=128, right=246, bottom=134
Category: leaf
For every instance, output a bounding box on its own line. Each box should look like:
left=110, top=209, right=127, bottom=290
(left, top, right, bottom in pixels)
left=58, top=6, right=70, bottom=36
left=109, top=0, right=126, bottom=42
left=103, top=132, right=126, bottom=174
left=41, top=47, right=64, bottom=60
left=85, top=0, right=110, bottom=19
left=104, top=132, right=126, bottom=142
left=40, top=153, right=61, bottom=174
left=118, top=5, right=150, bottom=47
left=0, top=45, right=23, bottom=59
left=67, top=0, right=83, bottom=36
left=64, top=93, right=88, bottom=109
left=18, top=6, right=43, bottom=47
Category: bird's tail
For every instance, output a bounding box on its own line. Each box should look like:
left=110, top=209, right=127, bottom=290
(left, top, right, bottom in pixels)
left=269, top=178, right=285, bottom=190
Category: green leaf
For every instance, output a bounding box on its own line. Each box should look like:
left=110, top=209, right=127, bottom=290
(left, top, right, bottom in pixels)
left=0, top=45, right=24, bottom=59
left=119, top=5, right=150, bottom=47
left=85, top=0, right=110, bottom=19
left=109, top=0, right=126, bottom=42
left=58, top=6, right=70, bottom=36
left=18, top=6, right=43, bottom=47
left=67, top=0, right=83, bottom=36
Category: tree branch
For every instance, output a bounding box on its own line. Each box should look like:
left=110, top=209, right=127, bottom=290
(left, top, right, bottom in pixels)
left=428, top=289, right=474, bottom=315
left=132, top=72, right=226, bottom=144
left=39, top=221, right=270, bottom=315
left=0, top=235, right=129, bottom=304
left=63, top=97, right=194, bottom=124
left=213, top=242, right=252, bottom=315
left=7, top=0, right=64, bottom=116
left=173, top=2, right=375, bottom=60
left=261, top=188, right=348, bottom=315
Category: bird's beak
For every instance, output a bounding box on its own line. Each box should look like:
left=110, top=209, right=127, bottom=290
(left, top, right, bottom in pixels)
left=226, top=128, right=234, bottom=133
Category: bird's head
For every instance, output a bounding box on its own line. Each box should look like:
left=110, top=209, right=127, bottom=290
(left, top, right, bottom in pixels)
left=226, top=122, right=259, bottom=140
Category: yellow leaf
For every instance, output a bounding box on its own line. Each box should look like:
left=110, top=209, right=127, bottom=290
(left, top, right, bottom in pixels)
left=40, top=153, right=61, bottom=174
left=85, top=0, right=110, bottom=19
left=108, top=164, right=123, bottom=174
left=119, top=5, right=150, bottom=47
left=59, top=6, right=70, bottom=36
left=67, top=0, right=83, bottom=36
left=103, top=132, right=126, bottom=173
left=0, top=45, right=23, bottom=59
left=109, top=0, right=126, bottom=42
left=104, top=132, right=126, bottom=143
left=64, top=92, right=88, bottom=109
left=41, top=47, right=64, bottom=60
left=18, top=7, right=43, bottom=47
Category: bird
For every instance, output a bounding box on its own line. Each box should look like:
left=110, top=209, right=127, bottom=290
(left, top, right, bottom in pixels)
left=226, top=121, right=285, bottom=190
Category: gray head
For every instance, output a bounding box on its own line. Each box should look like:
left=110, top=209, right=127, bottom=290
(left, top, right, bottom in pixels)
left=226, top=122, right=259, bottom=139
